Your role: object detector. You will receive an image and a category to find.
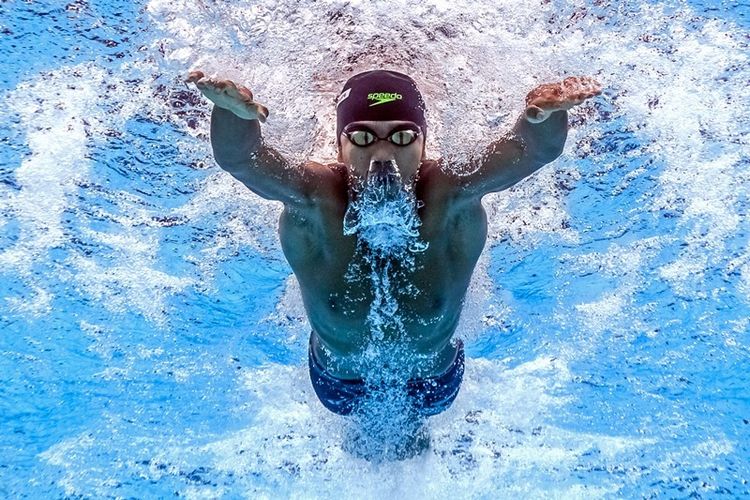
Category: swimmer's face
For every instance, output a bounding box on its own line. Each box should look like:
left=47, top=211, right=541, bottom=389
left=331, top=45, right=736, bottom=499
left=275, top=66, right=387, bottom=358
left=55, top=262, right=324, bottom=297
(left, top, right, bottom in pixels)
left=338, top=120, right=425, bottom=185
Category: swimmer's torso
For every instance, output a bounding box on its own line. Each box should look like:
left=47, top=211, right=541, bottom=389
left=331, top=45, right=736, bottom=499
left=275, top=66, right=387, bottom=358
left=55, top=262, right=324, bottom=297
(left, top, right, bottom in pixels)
left=279, top=160, right=487, bottom=379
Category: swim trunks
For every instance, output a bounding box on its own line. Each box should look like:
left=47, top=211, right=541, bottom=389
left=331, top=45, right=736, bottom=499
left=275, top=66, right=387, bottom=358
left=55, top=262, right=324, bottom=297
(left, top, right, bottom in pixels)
left=308, top=337, right=465, bottom=417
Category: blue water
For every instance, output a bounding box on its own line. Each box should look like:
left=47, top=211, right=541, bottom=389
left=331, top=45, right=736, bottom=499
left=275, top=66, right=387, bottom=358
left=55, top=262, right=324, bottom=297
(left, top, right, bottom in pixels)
left=2, top=0, right=749, bottom=497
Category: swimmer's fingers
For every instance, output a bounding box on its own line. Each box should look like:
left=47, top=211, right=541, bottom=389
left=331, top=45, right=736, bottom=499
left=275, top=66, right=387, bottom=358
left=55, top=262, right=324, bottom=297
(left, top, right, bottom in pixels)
left=527, top=78, right=602, bottom=108
left=185, top=70, right=205, bottom=84
left=525, top=76, right=602, bottom=122
left=562, top=76, right=603, bottom=104
left=186, top=71, right=268, bottom=122
left=245, top=101, right=269, bottom=123
left=222, top=82, right=269, bottom=122
left=524, top=85, right=570, bottom=122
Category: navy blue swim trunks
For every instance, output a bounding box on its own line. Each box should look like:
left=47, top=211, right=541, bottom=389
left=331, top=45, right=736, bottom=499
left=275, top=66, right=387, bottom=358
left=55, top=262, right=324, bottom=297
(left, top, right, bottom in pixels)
left=308, top=337, right=465, bottom=417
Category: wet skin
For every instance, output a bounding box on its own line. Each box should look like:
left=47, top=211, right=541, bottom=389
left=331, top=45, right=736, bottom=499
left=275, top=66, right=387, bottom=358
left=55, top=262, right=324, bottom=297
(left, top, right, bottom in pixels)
left=187, top=71, right=602, bottom=379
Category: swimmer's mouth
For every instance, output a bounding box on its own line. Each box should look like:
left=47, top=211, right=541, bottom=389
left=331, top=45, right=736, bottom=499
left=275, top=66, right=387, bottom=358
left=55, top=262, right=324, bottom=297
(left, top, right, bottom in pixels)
left=367, top=160, right=402, bottom=195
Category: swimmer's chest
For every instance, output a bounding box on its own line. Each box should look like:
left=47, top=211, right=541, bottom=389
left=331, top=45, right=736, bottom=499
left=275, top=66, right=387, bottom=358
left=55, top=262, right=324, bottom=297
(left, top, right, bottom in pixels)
left=278, top=194, right=487, bottom=317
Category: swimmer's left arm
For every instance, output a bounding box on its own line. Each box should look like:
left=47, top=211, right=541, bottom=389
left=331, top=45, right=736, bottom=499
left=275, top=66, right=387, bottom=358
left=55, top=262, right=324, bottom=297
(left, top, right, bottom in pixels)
left=458, top=76, right=601, bottom=198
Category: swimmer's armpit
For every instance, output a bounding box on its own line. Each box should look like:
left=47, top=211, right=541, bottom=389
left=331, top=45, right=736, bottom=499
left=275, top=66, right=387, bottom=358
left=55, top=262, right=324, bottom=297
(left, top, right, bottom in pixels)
left=186, top=70, right=269, bottom=122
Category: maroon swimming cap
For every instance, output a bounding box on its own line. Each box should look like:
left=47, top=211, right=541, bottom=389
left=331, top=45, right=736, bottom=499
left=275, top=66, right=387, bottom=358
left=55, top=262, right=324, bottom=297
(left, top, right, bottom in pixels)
left=335, top=70, right=427, bottom=146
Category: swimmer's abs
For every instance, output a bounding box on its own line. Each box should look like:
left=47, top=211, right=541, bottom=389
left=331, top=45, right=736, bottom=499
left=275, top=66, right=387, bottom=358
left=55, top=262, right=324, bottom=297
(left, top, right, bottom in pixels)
left=307, top=302, right=462, bottom=380
left=310, top=329, right=461, bottom=381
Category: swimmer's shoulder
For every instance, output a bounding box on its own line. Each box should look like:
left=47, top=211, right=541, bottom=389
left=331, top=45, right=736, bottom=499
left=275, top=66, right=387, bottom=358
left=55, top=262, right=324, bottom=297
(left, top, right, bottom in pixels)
left=418, top=158, right=456, bottom=190
left=301, top=160, right=347, bottom=176
left=420, top=158, right=460, bottom=178
left=419, top=158, right=441, bottom=176
left=418, top=158, right=482, bottom=207
left=294, top=160, right=348, bottom=205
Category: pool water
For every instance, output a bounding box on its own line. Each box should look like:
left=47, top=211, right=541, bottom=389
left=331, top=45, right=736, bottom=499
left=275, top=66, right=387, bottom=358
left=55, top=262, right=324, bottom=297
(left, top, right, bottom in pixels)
left=1, top=0, right=749, bottom=497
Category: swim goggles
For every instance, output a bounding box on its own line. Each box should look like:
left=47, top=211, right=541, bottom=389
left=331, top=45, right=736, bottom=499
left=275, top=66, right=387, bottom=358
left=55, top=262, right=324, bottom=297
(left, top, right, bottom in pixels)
left=342, top=123, right=421, bottom=147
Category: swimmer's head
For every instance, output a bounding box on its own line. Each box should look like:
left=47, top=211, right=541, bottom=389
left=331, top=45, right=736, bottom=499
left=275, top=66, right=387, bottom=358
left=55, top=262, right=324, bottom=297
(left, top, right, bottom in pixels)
left=336, top=70, right=427, bottom=143
left=336, top=70, right=427, bottom=184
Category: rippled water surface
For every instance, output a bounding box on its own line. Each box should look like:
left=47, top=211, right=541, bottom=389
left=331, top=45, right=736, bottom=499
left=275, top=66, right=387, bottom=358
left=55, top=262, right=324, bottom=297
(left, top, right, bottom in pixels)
left=1, top=0, right=749, bottom=497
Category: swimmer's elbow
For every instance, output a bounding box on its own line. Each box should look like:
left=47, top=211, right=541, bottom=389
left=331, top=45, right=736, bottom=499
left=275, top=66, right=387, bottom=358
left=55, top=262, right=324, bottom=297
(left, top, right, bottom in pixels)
left=213, top=156, right=256, bottom=187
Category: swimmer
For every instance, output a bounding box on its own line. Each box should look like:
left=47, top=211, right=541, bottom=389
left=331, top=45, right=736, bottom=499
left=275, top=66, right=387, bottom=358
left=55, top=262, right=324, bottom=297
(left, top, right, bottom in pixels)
left=187, top=69, right=601, bottom=423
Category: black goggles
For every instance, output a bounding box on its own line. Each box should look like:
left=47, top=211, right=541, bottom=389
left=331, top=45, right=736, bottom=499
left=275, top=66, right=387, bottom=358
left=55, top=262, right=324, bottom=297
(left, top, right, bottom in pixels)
left=342, top=123, right=422, bottom=147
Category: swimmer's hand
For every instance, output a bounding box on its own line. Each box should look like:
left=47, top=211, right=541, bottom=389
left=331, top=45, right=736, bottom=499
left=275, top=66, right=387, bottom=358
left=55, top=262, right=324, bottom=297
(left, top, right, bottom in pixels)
left=524, top=76, right=602, bottom=124
left=185, top=70, right=269, bottom=122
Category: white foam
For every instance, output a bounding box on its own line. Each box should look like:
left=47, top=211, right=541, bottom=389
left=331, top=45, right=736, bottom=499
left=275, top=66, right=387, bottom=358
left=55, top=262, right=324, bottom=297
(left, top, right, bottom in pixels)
left=740, top=258, right=750, bottom=303
left=5, top=284, right=52, bottom=315
left=1, top=60, right=272, bottom=323
left=173, top=172, right=284, bottom=292
left=2, top=66, right=105, bottom=309
left=39, top=355, right=659, bottom=497
left=1, top=63, right=195, bottom=322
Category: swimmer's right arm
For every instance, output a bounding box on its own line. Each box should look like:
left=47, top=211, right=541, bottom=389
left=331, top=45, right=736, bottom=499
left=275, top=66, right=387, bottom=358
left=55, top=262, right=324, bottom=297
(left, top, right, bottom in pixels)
left=187, top=71, right=323, bottom=205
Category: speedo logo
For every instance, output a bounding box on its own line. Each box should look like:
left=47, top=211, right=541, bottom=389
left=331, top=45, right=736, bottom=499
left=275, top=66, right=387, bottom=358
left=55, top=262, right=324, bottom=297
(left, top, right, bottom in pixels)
left=368, top=92, right=402, bottom=106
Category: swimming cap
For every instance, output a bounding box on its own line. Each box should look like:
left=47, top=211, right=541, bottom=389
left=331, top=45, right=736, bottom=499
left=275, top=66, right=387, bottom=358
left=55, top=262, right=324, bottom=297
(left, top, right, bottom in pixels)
left=336, top=70, right=427, bottom=146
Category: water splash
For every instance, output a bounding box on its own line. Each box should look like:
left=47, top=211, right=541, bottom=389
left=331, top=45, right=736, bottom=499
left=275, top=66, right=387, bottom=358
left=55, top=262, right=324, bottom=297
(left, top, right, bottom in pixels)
left=343, top=160, right=428, bottom=256
left=340, top=159, right=433, bottom=459
left=342, top=160, right=428, bottom=344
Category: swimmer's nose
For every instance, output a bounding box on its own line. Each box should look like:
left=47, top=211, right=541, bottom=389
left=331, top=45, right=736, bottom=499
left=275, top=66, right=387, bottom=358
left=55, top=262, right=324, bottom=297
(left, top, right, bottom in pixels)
left=369, top=143, right=398, bottom=164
